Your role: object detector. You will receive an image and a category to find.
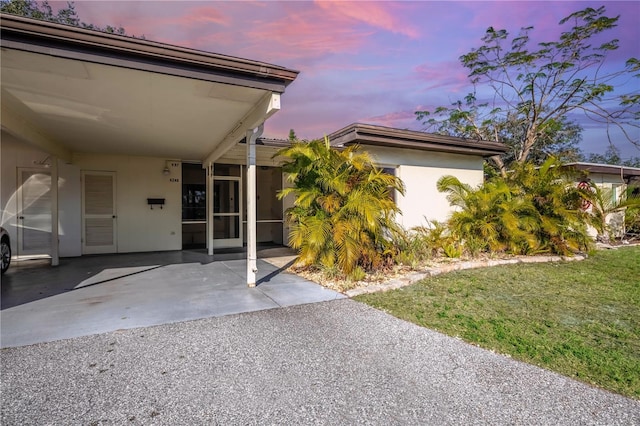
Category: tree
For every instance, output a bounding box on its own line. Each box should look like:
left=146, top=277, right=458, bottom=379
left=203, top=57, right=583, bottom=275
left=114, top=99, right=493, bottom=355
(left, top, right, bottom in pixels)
left=1, top=0, right=131, bottom=36
left=583, top=145, right=640, bottom=167
left=276, top=137, right=405, bottom=278
left=417, top=6, right=639, bottom=175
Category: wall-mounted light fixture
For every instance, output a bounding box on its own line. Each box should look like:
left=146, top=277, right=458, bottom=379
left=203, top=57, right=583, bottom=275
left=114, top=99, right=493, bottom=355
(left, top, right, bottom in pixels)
left=163, top=160, right=171, bottom=176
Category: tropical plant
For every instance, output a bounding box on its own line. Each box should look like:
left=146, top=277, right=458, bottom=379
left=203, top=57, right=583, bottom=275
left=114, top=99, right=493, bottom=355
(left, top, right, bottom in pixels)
left=276, top=137, right=405, bottom=278
left=508, top=159, right=592, bottom=254
left=437, top=175, right=539, bottom=254
left=437, top=158, right=592, bottom=256
left=625, top=188, right=640, bottom=237
left=586, top=183, right=640, bottom=241
left=390, top=221, right=453, bottom=267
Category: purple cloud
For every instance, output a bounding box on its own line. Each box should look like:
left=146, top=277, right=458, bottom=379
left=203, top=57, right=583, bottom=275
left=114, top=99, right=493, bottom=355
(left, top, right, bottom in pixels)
left=60, top=1, right=639, bottom=156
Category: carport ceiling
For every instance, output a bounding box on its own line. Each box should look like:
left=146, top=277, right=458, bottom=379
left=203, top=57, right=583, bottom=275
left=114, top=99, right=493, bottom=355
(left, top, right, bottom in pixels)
left=2, top=48, right=269, bottom=160
left=1, top=14, right=298, bottom=162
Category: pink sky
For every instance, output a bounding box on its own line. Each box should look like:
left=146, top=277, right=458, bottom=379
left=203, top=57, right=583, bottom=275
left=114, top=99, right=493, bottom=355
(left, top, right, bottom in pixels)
left=63, top=1, right=640, bottom=158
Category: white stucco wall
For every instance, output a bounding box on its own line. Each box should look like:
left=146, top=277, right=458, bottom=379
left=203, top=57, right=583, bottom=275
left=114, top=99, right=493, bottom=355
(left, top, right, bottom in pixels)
left=1, top=135, right=183, bottom=256
left=583, top=172, right=625, bottom=188
left=577, top=172, right=627, bottom=239
left=1, top=133, right=82, bottom=257
left=73, top=153, right=182, bottom=253
left=363, top=145, right=485, bottom=229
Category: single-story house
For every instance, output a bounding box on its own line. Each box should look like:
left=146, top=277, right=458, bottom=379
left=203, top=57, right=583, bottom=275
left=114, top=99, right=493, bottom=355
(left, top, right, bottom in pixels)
left=1, top=14, right=506, bottom=285
left=327, top=123, right=506, bottom=229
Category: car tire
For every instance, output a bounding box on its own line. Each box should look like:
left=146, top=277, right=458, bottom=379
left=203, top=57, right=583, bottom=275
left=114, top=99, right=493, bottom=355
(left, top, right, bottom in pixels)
left=1, top=237, right=10, bottom=274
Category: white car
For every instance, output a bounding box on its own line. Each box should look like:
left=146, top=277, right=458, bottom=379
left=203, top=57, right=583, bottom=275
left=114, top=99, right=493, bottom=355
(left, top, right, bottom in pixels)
left=1, top=227, right=11, bottom=274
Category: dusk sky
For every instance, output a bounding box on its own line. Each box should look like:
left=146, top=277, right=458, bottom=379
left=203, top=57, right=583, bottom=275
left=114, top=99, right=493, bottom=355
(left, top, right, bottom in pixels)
left=62, top=1, right=640, bottom=159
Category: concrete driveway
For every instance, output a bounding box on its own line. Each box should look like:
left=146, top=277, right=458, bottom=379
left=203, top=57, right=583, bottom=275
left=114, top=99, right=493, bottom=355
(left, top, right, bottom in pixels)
left=0, top=248, right=343, bottom=348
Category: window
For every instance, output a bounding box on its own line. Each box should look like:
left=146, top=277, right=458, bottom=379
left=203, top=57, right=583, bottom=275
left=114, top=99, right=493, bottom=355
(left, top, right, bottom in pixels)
left=182, top=163, right=206, bottom=222
left=381, top=167, right=397, bottom=204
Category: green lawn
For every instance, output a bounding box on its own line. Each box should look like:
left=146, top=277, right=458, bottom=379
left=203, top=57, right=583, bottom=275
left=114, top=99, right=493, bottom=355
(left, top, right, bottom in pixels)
left=355, top=246, right=640, bottom=399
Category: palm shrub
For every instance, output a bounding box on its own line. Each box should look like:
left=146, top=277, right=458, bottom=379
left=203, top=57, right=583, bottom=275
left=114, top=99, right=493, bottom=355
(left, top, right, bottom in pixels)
left=437, top=158, right=592, bottom=256
left=586, top=183, right=640, bottom=242
left=276, top=137, right=405, bottom=278
left=437, top=175, right=539, bottom=254
left=625, top=185, right=640, bottom=237
left=507, top=158, right=592, bottom=255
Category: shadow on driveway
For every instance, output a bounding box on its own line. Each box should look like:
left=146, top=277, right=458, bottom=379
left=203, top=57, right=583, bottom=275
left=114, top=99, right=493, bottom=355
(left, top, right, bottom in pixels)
left=1, top=250, right=219, bottom=309
left=1, top=248, right=343, bottom=348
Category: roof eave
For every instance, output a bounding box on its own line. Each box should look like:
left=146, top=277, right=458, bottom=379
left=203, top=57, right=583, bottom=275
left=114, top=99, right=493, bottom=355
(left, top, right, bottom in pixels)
left=328, top=123, right=507, bottom=158
left=0, top=13, right=299, bottom=91
left=563, top=162, right=640, bottom=177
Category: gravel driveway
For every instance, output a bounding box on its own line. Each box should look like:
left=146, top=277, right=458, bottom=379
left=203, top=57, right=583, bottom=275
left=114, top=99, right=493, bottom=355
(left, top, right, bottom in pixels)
left=2, top=299, right=638, bottom=425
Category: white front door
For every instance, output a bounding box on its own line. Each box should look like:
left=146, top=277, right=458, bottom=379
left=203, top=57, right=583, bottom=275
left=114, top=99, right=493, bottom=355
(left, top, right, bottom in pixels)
left=17, top=168, right=51, bottom=256
left=82, top=171, right=117, bottom=254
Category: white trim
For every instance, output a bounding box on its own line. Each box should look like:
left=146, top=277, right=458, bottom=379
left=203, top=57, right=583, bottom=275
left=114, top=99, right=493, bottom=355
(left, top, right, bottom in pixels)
left=246, top=125, right=263, bottom=286
left=203, top=93, right=280, bottom=165
left=211, top=173, right=243, bottom=248
left=206, top=163, right=214, bottom=255
left=50, top=157, right=59, bottom=266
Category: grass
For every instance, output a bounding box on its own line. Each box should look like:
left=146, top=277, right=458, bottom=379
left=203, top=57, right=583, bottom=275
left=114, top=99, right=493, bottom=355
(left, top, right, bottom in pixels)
left=354, top=246, right=640, bottom=399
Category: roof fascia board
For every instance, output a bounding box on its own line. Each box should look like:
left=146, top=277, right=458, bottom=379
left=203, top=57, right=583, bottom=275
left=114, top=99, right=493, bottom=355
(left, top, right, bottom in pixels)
left=564, top=162, right=640, bottom=177
left=329, top=131, right=358, bottom=147
left=1, top=14, right=299, bottom=92
left=351, top=138, right=505, bottom=157
left=203, top=92, right=281, bottom=164
left=354, top=127, right=506, bottom=151
left=328, top=123, right=507, bottom=157
left=1, top=37, right=287, bottom=93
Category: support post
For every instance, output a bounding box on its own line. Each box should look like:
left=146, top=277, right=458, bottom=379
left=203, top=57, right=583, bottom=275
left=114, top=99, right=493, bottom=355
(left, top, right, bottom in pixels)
left=246, top=124, right=264, bottom=287
left=50, top=156, right=59, bottom=266
left=206, top=162, right=214, bottom=256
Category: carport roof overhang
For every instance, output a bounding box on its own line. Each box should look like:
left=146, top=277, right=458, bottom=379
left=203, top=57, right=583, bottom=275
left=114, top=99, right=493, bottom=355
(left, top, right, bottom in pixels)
left=0, top=13, right=299, bottom=163
left=328, top=123, right=508, bottom=158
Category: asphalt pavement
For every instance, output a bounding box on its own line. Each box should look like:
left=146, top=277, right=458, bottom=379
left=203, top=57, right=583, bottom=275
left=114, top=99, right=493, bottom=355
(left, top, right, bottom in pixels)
left=2, top=299, right=638, bottom=425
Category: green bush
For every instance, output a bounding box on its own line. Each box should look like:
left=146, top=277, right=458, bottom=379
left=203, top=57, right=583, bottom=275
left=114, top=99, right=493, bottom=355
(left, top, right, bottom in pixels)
left=437, top=158, right=592, bottom=256
left=277, top=137, right=405, bottom=275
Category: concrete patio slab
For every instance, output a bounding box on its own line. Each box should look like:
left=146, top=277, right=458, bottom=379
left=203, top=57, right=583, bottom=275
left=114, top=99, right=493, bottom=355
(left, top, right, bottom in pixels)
left=0, top=249, right=344, bottom=348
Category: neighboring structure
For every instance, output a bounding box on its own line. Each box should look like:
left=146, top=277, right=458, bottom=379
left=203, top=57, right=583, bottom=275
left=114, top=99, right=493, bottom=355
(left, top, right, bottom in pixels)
left=565, top=162, right=640, bottom=190
left=564, top=162, right=640, bottom=239
left=1, top=14, right=507, bottom=282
